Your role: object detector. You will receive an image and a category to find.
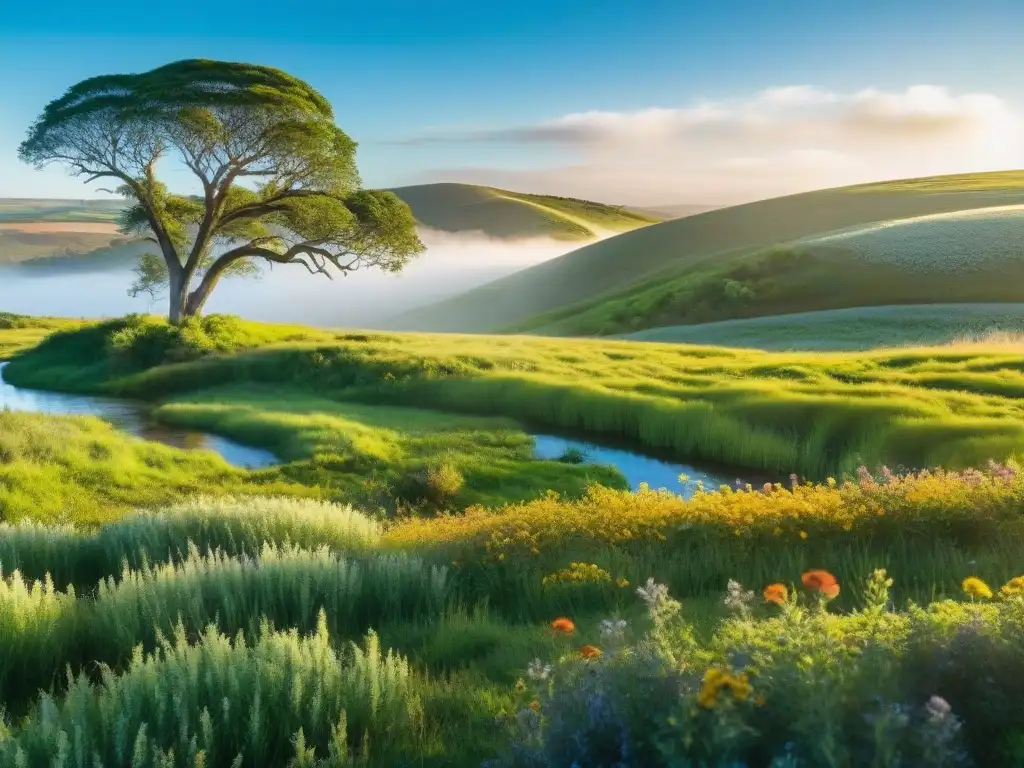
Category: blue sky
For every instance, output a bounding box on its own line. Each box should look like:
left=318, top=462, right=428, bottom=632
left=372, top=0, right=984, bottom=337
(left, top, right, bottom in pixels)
left=2, top=0, right=1023, bottom=204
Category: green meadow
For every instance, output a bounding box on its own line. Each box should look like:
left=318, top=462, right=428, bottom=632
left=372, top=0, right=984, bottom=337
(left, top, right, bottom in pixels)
left=3, top=312, right=1024, bottom=764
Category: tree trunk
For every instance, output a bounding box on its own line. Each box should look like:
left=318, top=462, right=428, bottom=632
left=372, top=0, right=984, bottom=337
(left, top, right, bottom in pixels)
left=167, top=269, right=189, bottom=325
left=182, top=281, right=214, bottom=320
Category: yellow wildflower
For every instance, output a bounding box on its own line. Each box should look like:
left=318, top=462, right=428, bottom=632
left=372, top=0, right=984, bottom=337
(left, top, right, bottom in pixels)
left=697, top=667, right=752, bottom=708
left=962, top=577, right=993, bottom=599
left=514, top=678, right=527, bottom=693
left=1000, top=575, right=1024, bottom=598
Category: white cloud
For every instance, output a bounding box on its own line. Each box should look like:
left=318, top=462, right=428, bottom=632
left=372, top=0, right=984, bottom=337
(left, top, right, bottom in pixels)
left=406, top=85, right=1024, bottom=205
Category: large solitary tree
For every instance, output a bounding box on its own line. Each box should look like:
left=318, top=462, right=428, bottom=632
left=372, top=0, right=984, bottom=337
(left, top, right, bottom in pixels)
left=19, top=59, right=424, bottom=323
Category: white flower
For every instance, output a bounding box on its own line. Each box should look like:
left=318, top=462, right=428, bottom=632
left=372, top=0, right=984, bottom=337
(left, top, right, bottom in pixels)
left=636, top=578, right=669, bottom=607
left=599, top=619, right=628, bottom=639
left=723, top=579, right=755, bottom=615
left=526, top=658, right=552, bottom=681
left=925, top=695, right=952, bottom=722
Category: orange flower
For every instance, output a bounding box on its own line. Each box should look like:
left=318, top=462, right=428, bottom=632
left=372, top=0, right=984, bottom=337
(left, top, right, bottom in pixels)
left=801, top=569, right=840, bottom=599
left=763, top=583, right=788, bottom=605
left=551, top=617, right=576, bottom=634
left=580, top=644, right=602, bottom=659
left=529, top=699, right=540, bottom=711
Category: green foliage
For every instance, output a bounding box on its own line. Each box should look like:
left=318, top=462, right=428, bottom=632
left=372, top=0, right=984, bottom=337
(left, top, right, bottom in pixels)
left=0, top=544, right=449, bottom=715
left=0, top=409, right=317, bottom=525
left=0, top=620, right=425, bottom=767
left=0, top=495, right=380, bottom=589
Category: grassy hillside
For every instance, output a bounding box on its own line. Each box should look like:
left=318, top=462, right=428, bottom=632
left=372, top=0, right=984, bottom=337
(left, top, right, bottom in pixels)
left=13, top=314, right=1024, bottom=482
left=392, top=170, right=1024, bottom=334
left=386, top=182, right=660, bottom=240
left=619, top=303, right=1024, bottom=350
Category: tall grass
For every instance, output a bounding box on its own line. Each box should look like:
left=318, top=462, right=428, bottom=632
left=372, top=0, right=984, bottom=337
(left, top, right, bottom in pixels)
left=15, top=314, right=1024, bottom=482
left=0, top=543, right=449, bottom=715
left=0, top=496, right=380, bottom=589
left=0, top=411, right=316, bottom=525
left=152, top=387, right=624, bottom=510
left=0, top=619, right=425, bottom=767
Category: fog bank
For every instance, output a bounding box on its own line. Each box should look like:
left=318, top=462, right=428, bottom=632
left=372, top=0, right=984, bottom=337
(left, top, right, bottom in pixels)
left=0, top=227, right=597, bottom=328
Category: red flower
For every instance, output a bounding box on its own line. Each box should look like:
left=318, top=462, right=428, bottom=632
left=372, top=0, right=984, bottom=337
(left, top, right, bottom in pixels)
left=580, top=644, right=602, bottom=659
left=801, top=570, right=840, bottom=599
left=551, top=617, right=576, bottom=634
left=763, top=583, right=788, bottom=605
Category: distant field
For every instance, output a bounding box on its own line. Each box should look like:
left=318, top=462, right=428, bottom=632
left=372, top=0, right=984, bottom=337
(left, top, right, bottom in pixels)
left=0, top=222, right=120, bottom=234
left=393, top=169, right=1024, bottom=334
left=620, top=303, right=1024, bottom=350
left=386, top=182, right=659, bottom=241
left=0, top=198, right=124, bottom=224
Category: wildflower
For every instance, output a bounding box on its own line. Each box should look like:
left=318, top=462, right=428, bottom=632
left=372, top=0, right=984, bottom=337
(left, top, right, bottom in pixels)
left=580, top=644, right=602, bottom=659
left=925, top=695, right=952, bottom=723
left=599, top=619, right=628, bottom=639
left=542, top=562, right=612, bottom=586
left=616, top=577, right=629, bottom=588
left=723, top=579, right=755, bottom=614
left=799, top=530, right=808, bottom=540
left=999, top=575, right=1024, bottom=598
left=697, top=667, right=752, bottom=708
left=529, top=699, right=540, bottom=712
left=526, top=659, right=552, bottom=681
left=551, top=617, right=576, bottom=634
left=514, top=678, right=527, bottom=693
left=636, top=578, right=669, bottom=607
left=801, top=569, right=840, bottom=599
left=763, top=583, right=788, bottom=605
left=962, top=577, right=993, bottom=599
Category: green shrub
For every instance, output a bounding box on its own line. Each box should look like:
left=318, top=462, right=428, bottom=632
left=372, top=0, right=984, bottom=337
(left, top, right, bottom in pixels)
left=0, top=496, right=380, bottom=590
left=0, top=544, right=449, bottom=715
left=0, top=619, right=424, bottom=767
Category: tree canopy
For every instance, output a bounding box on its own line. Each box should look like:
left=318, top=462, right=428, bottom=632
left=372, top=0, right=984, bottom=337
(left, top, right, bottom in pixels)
left=20, top=59, right=424, bottom=322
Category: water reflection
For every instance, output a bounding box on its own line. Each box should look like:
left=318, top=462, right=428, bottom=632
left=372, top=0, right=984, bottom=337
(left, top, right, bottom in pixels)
left=0, top=364, right=277, bottom=469
left=532, top=433, right=745, bottom=498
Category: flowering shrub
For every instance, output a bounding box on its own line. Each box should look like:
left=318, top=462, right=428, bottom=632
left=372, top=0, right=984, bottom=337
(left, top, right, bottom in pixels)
left=386, top=463, right=1024, bottom=563
left=488, top=568, right=1024, bottom=767
left=541, top=562, right=612, bottom=587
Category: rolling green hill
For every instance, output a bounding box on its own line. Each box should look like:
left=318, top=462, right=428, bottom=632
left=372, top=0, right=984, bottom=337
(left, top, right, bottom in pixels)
left=618, top=303, right=1024, bottom=351
left=384, top=182, right=660, bottom=240
left=390, top=170, right=1024, bottom=334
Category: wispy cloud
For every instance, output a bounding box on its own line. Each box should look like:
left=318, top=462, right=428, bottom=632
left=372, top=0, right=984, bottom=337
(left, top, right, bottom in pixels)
left=397, top=85, right=1024, bottom=205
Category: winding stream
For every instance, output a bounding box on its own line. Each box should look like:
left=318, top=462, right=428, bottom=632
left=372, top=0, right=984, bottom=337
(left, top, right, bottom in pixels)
left=532, top=433, right=753, bottom=496
left=0, top=363, right=755, bottom=492
left=0, top=363, right=278, bottom=469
